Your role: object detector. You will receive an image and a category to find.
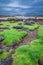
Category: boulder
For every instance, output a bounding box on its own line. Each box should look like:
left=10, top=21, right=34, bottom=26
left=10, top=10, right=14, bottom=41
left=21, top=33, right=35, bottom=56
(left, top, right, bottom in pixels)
left=24, top=22, right=32, bottom=25
left=12, top=41, right=18, bottom=47
left=23, top=28, right=29, bottom=32
left=0, top=57, right=13, bottom=65
left=0, top=37, right=4, bottom=42
left=5, top=57, right=13, bottom=65
left=6, top=47, right=12, bottom=52
left=13, top=26, right=23, bottom=29
left=0, top=60, right=6, bottom=65
left=31, top=21, right=35, bottom=24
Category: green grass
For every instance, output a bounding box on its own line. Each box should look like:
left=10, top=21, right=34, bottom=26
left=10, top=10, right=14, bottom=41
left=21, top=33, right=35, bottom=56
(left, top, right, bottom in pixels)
left=12, top=26, right=43, bottom=65
left=0, top=21, right=39, bottom=31
left=12, top=39, right=43, bottom=65
left=24, top=23, right=39, bottom=31
left=12, top=45, right=39, bottom=65
left=0, top=29, right=27, bottom=46
left=38, top=26, right=43, bottom=43
left=0, top=49, right=15, bottom=60
left=0, top=21, right=18, bottom=29
left=38, top=26, right=43, bottom=38
left=30, top=39, right=43, bottom=60
left=0, top=50, right=10, bottom=60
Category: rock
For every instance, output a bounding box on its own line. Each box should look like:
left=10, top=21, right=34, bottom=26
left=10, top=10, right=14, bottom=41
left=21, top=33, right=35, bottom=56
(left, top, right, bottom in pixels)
left=38, top=60, right=43, bottom=65
left=13, top=26, right=23, bottom=29
left=5, top=56, right=13, bottom=65
left=6, top=47, right=12, bottom=52
left=24, top=22, right=32, bottom=25
left=0, top=60, right=6, bottom=65
left=23, top=28, right=29, bottom=32
left=0, top=37, right=4, bottom=42
left=12, top=41, right=18, bottom=47
left=31, top=21, right=35, bottom=24
left=0, top=57, right=13, bottom=65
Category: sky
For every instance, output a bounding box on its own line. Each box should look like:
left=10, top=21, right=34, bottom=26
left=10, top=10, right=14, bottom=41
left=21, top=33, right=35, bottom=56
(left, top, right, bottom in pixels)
left=0, top=0, right=43, bottom=16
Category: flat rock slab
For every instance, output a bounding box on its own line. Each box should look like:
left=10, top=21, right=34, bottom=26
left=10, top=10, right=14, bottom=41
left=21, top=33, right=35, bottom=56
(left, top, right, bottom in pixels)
left=13, top=26, right=23, bottom=29
left=5, top=47, right=12, bottom=52
left=0, top=36, right=4, bottom=42
left=23, top=28, right=29, bottom=32
left=24, top=22, right=32, bottom=25
left=2, top=45, right=12, bottom=52
left=30, top=21, right=35, bottom=24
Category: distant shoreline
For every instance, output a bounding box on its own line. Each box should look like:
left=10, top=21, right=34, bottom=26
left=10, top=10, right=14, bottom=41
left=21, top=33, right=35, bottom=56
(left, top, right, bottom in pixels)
left=0, top=15, right=43, bottom=17
left=0, top=15, right=43, bottom=21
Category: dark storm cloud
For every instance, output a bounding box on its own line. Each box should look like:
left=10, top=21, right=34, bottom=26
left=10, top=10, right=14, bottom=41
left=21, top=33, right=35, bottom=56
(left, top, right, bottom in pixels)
left=0, top=0, right=43, bottom=16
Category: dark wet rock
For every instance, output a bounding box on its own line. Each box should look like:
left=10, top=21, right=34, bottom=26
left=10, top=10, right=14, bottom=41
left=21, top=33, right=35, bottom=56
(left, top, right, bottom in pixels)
left=0, top=36, right=4, bottom=42
left=24, top=22, right=32, bottom=25
left=6, top=47, right=12, bottom=52
left=31, top=21, right=35, bottom=24
left=5, top=56, right=13, bottom=65
left=0, top=60, right=5, bottom=65
left=0, top=57, right=13, bottom=65
left=12, top=41, right=18, bottom=47
left=23, top=28, right=29, bottom=32
left=0, top=49, right=3, bottom=54
left=13, top=26, right=23, bottom=29
left=38, top=60, right=43, bottom=65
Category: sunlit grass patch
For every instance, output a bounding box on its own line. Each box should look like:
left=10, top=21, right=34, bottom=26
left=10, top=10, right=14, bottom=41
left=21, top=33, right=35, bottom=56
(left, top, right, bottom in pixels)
left=0, top=29, right=27, bottom=46
left=24, top=23, right=39, bottom=31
